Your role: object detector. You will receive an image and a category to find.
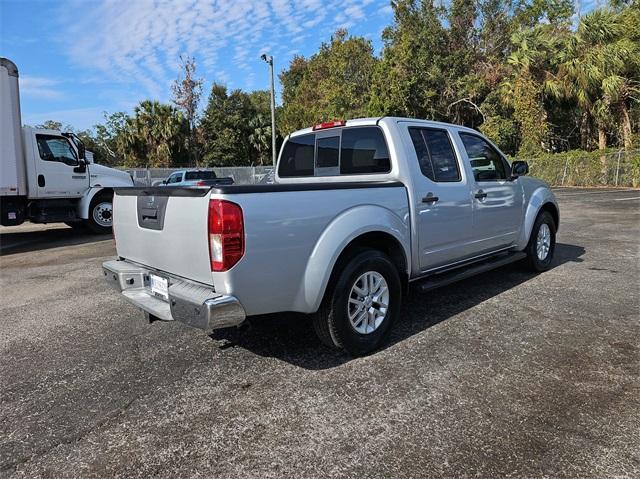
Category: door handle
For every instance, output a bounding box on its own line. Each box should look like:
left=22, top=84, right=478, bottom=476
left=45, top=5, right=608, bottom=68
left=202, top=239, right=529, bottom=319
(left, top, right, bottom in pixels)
left=474, top=190, right=487, bottom=200
left=422, top=194, right=439, bottom=204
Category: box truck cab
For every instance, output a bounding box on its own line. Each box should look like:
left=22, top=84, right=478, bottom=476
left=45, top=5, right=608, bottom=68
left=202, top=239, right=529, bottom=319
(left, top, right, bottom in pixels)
left=0, top=58, right=133, bottom=233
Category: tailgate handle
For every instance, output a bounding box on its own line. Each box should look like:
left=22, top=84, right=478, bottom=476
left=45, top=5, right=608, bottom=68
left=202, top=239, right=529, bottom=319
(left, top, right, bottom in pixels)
left=136, top=196, right=168, bottom=230
left=141, top=208, right=158, bottom=221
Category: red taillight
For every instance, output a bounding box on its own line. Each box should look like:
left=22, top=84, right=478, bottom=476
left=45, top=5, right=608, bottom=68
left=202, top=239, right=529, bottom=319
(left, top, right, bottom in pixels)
left=196, top=180, right=207, bottom=186
left=208, top=199, right=244, bottom=272
left=312, top=120, right=346, bottom=131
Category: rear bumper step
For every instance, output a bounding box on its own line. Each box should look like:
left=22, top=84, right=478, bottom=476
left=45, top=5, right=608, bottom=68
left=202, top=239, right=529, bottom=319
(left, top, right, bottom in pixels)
left=103, top=260, right=245, bottom=331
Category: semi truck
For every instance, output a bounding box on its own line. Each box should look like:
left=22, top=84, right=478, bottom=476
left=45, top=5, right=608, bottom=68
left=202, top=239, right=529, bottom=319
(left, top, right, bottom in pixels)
left=0, top=58, right=133, bottom=234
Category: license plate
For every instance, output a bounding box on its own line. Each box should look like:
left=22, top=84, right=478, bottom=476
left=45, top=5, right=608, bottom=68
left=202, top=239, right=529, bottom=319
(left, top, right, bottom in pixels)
left=149, top=273, right=169, bottom=300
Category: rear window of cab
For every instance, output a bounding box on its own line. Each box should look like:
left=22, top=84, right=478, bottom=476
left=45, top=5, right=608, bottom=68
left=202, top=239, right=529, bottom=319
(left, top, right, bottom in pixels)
left=278, top=126, right=391, bottom=177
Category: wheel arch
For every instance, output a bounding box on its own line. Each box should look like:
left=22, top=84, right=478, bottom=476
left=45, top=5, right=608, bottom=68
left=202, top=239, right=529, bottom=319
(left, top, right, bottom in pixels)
left=76, top=187, right=113, bottom=219
left=516, top=187, right=560, bottom=250
left=540, top=201, right=559, bottom=231
left=296, top=204, right=410, bottom=314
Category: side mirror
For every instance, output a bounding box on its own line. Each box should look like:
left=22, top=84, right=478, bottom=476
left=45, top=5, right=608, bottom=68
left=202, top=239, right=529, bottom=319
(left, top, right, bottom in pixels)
left=73, top=159, right=87, bottom=173
left=162, top=180, right=167, bottom=185
left=511, top=160, right=529, bottom=178
left=77, top=142, right=86, bottom=160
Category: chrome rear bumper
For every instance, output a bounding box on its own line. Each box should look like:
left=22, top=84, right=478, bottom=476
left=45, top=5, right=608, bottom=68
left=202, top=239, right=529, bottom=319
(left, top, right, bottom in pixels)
left=102, top=259, right=245, bottom=331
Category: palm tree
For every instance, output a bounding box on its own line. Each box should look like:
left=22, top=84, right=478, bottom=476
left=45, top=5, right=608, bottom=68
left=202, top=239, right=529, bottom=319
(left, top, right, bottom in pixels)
left=503, top=24, right=565, bottom=155
left=121, top=101, right=187, bottom=167
left=248, top=113, right=272, bottom=166
left=556, top=8, right=639, bottom=149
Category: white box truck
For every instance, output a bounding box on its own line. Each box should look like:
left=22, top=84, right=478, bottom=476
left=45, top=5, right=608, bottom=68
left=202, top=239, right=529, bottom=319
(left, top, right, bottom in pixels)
left=0, top=58, right=133, bottom=233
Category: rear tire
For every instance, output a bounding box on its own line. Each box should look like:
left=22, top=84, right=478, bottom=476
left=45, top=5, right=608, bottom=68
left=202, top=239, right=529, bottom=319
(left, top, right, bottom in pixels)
left=525, top=211, right=556, bottom=272
left=84, top=192, right=113, bottom=234
left=312, top=249, right=402, bottom=356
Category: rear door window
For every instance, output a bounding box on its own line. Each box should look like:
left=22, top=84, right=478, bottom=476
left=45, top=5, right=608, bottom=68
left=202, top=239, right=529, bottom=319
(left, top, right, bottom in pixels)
left=409, top=128, right=460, bottom=182
left=278, top=133, right=315, bottom=177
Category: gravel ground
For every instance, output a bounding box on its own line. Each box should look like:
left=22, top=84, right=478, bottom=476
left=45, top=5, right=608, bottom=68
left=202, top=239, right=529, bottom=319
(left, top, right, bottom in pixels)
left=0, top=188, right=638, bottom=478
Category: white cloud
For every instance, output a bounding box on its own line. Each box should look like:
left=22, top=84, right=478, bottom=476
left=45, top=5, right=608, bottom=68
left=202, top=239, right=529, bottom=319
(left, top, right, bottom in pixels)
left=58, top=0, right=388, bottom=98
left=19, top=76, right=64, bottom=100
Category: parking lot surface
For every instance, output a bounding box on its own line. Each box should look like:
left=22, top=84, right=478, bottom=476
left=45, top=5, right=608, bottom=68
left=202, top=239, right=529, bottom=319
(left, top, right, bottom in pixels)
left=1, top=188, right=639, bottom=478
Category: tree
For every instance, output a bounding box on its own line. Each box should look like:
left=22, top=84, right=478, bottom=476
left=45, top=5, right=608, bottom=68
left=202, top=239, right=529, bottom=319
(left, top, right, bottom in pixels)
left=35, top=120, right=64, bottom=130
left=555, top=8, right=639, bottom=150
left=369, top=0, right=447, bottom=119
left=503, top=22, right=570, bottom=155
left=280, top=29, right=377, bottom=133
left=171, top=56, right=203, bottom=165
left=121, top=100, right=188, bottom=167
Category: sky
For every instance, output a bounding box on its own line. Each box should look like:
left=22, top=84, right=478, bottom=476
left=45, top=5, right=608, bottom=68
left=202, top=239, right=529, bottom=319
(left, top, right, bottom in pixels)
left=1, top=0, right=599, bottom=132
left=1, top=0, right=393, bottom=131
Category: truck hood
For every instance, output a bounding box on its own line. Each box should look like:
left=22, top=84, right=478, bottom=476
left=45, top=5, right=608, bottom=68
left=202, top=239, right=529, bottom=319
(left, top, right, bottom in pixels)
left=89, top=163, right=133, bottom=187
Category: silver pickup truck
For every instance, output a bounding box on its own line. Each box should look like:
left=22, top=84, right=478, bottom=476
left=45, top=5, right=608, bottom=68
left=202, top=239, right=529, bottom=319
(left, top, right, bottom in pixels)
left=104, top=117, right=559, bottom=356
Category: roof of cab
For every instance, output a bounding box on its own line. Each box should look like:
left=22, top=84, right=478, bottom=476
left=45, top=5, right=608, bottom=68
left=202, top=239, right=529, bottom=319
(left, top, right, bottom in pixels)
left=288, top=117, right=480, bottom=138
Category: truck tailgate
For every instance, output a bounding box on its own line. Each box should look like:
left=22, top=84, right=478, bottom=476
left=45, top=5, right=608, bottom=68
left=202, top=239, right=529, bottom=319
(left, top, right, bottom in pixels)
left=113, top=188, right=213, bottom=285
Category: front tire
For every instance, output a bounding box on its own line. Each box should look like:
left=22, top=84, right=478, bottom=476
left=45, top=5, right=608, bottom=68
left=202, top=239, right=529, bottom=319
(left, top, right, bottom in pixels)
left=85, top=193, right=113, bottom=234
left=312, top=249, right=402, bottom=356
left=525, top=211, right=556, bottom=272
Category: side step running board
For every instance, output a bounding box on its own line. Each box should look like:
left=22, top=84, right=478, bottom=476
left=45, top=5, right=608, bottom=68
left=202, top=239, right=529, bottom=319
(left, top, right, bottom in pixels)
left=416, top=252, right=527, bottom=292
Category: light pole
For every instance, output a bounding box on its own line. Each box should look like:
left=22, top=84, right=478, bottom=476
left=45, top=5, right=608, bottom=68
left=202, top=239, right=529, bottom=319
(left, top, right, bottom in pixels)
left=261, top=53, right=277, bottom=166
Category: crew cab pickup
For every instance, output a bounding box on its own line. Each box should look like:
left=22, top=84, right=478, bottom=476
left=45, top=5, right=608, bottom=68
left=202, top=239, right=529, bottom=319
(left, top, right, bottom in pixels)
left=103, top=117, right=559, bottom=356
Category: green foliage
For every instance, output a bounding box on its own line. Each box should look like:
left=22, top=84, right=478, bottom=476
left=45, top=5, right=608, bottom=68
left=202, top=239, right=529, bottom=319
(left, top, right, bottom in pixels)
left=199, top=84, right=274, bottom=166
left=280, top=29, right=377, bottom=134
left=39, top=0, right=639, bottom=178
left=119, top=100, right=188, bottom=168
left=525, top=148, right=640, bottom=187
left=368, top=0, right=447, bottom=119
left=480, top=115, right=519, bottom=153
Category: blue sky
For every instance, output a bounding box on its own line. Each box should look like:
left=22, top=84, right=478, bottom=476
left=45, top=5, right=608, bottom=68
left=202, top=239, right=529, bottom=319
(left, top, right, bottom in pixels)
left=1, top=0, right=598, bottom=131
left=1, top=0, right=393, bottom=131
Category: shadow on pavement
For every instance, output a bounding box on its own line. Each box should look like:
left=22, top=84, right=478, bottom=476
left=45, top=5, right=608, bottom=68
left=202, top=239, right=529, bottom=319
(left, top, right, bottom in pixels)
left=211, top=243, right=585, bottom=370
left=0, top=226, right=111, bottom=256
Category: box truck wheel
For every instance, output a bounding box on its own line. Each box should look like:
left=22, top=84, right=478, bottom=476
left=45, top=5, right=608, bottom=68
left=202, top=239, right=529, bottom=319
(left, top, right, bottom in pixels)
left=85, top=192, right=113, bottom=234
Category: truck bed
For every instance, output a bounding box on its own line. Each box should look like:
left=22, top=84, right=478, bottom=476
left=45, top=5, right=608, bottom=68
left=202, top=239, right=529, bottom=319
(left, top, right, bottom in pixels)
left=112, top=181, right=410, bottom=315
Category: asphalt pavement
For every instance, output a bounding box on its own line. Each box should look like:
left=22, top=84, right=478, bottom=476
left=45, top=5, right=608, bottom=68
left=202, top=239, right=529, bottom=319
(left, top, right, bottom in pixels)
left=0, top=188, right=638, bottom=478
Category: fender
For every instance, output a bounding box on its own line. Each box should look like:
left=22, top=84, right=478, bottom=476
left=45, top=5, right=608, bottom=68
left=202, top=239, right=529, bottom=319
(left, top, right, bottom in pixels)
left=76, top=166, right=133, bottom=219
left=294, top=204, right=410, bottom=313
left=76, top=187, right=112, bottom=219
left=515, top=185, right=559, bottom=251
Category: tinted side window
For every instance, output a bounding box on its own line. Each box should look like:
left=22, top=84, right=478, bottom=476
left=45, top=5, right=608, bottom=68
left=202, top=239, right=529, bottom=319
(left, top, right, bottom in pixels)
left=409, top=128, right=460, bottom=182
left=278, top=133, right=315, bottom=177
left=340, top=127, right=390, bottom=174
left=185, top=171, right=216, bottom=180
left=459, top=133, right=507, bottom=181
left=36, top=135, right=78, bottom=165
left=316, top=136, right=339, bottom=168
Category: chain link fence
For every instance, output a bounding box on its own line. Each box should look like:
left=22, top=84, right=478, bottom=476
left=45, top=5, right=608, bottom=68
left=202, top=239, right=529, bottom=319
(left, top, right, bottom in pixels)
left=125, top=166, right=274, bottom=186
left=525, top=149, right=640, bottom=187
left=124, top=149, right=640, bottom=188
